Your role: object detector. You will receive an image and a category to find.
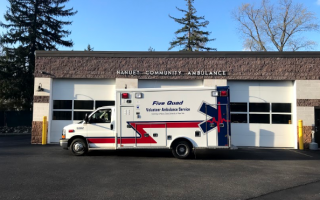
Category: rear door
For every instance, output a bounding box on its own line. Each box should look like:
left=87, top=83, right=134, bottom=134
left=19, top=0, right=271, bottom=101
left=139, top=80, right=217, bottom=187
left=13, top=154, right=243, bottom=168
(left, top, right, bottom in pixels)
left=199, top=101, right=230, bottom=147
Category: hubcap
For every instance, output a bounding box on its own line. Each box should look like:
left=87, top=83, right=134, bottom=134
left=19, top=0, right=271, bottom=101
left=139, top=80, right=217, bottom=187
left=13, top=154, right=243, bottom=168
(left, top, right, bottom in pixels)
left=74, top=142, right=84, bottom=152
left=176, top=144, right=188, bottom=156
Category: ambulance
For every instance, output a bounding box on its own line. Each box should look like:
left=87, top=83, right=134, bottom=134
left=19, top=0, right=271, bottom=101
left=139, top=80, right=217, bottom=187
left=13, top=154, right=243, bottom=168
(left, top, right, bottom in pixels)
left=59, top=86, right=231, bottom=159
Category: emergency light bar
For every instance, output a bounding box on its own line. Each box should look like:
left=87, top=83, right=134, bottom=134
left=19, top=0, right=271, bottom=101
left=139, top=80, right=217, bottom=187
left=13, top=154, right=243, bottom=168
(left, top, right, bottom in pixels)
left=211, top=91, right=219, bottom=97
left=220, top=91, right=228, bottom=97
left=122, top=93, right=129, bottom=99
left=135, top=93, right=142, bottom=98
left=211, top=91, right=228, bottom=97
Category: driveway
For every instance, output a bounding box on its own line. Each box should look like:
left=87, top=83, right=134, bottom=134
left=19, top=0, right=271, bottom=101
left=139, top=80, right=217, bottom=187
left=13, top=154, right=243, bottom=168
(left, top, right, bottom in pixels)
left=0, top=135, right=320, bottom=200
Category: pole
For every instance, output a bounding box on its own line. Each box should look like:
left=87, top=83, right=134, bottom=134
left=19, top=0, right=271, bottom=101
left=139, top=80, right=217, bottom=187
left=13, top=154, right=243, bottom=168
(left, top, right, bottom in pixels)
left=42, top=116, right=47, bottom=145
left=298, top=120, right=304, bottom=150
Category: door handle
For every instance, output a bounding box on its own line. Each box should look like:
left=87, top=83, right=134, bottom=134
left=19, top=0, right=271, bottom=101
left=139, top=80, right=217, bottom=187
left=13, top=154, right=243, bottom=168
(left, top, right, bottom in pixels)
left=144, top=133, right=149, bottom=137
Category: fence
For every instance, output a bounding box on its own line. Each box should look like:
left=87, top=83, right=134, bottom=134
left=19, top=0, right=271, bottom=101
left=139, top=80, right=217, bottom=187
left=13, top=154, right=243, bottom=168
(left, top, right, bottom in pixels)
left=0, top=111, right=32, bottom=127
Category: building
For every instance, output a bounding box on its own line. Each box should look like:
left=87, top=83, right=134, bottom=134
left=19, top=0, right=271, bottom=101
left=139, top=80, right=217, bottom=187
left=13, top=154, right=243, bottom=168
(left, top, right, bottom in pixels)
left=32, top=51, right=320, bottom=148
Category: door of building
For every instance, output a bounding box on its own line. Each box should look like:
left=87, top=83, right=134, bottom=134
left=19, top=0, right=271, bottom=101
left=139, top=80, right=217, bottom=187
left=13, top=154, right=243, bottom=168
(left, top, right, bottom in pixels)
left=314, top=109, right=320, bottom=145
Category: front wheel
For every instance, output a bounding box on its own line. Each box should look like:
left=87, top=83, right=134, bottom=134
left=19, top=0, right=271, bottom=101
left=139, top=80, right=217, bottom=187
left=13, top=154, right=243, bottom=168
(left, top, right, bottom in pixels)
left=70, top=138, right=88, bottom=156
left=172, top=140, right=192, bottom=159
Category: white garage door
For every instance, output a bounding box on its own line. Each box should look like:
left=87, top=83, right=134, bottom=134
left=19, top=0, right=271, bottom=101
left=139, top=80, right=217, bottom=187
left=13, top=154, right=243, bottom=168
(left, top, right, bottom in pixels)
left=49, top=79, right=115, bottom=143
left=228, top=81, right=295, bottom=148
left=138, top=79, right=203, bottom=88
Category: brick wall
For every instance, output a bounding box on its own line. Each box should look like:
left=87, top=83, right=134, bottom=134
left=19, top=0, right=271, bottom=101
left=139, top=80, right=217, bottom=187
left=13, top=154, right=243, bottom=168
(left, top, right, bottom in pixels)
left=35, top=55, right=320, bottom=80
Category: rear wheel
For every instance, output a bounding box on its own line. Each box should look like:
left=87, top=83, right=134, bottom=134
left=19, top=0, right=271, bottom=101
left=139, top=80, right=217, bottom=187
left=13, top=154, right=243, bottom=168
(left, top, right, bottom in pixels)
left=70, top=138, right=87, bottom=156
left=172, top=140, right=192, bottom=159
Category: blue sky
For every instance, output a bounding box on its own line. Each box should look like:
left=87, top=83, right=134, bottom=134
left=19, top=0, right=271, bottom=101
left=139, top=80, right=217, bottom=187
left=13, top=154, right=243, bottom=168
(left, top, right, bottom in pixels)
left=0, top=0, right=319, bottom=51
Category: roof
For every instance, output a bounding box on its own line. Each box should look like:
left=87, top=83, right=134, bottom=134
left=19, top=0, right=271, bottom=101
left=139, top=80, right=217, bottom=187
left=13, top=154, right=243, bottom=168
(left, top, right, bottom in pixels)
left=35, top=51, right=320, bottom=58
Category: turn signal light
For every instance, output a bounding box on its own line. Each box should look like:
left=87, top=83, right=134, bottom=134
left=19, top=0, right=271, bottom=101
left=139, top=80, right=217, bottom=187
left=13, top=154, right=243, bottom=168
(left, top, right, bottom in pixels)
left=61, top=135, right=66, bottom=139
left=122, top=93, right=129, bottom=99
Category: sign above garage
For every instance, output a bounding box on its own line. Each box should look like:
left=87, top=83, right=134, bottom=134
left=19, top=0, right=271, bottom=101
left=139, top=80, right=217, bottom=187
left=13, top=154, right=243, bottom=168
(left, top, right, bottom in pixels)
left=116, top=70, right=227, bottom=76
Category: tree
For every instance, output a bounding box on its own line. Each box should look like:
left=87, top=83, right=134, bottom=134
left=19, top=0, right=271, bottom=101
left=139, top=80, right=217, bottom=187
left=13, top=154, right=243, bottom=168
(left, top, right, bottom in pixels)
left=84, top=44, right=94, bottom=51
left=233, top=0, right=319, bottom=51
left=0, top=0, right=77, bottom=110
left=168, top=0, right=216, bottom=51
left=148, top=46, right=155, bottom=51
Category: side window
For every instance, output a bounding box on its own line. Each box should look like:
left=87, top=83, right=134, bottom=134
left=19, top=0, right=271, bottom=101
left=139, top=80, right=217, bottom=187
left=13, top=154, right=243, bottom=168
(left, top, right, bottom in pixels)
left=90, top=109, right=112, bottom=123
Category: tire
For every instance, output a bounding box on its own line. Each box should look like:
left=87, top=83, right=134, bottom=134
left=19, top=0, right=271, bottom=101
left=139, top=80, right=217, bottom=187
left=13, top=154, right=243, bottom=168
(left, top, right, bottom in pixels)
left=172, top=140, right=192, bottom=159
left=70, top=138, right=88, bottom=156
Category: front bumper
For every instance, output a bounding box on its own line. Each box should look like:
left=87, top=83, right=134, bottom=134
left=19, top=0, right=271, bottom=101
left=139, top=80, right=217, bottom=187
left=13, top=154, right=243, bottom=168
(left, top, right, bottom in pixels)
left=60, top=139, right=68, bottom=150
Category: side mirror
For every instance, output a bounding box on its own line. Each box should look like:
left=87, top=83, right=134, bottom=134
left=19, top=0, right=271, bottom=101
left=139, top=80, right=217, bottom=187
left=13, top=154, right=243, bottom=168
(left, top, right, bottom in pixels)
left=84, top=113, right=89, bottom=123
left=110, top=124, right=114, bottom=130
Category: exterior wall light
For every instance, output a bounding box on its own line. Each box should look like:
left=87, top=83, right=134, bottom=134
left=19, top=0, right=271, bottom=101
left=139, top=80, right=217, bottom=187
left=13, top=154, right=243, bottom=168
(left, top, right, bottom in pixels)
left=37, top=83, right=44, bottom=92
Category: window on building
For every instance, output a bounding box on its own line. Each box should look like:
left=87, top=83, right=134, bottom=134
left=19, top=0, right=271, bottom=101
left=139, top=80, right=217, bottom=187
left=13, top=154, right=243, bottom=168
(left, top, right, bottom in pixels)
left=249, top=114, right=270, bottom=124
left=52, top=99, right=115, bottom=121
left=272, top=114, right=291, bottom=124
left=230, top=102, right=248, bottom=124
left=249, top=103, right=270, bottom=112
left=73, top=111, right=90, bottom=121
left=272, top=103, right=291, bottom=113
left=53, top=100, right=72, bottom=109
left=96, top=101, right=115, bottom=108
left=231, top=114, right=247, bottom=123
left=53, top=111, right=72, bottom=120
left=74, top=100, right=94, bottom=110
left=230, top=103, right=247, bottom=112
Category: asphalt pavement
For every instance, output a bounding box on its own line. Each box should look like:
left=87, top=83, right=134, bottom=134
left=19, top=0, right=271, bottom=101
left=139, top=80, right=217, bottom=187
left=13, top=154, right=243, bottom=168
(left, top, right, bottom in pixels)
left=0, top=135, right=320, bottom=200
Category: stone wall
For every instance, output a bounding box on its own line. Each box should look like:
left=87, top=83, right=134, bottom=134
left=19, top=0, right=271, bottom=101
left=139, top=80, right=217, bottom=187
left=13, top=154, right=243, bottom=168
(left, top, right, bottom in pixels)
left=31, top=121, right=44, bottom=144
left=301, top=126, right=313, bottom=149
left=35, top=52, right=320, bottom=80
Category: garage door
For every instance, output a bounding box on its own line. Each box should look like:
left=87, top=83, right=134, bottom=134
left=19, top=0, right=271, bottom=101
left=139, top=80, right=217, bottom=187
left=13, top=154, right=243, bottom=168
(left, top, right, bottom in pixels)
left=228, top=81, right=294, bottom=148
left=138, top=79, right=203, bottom=88
left=49, top=79, right=115, bottom=143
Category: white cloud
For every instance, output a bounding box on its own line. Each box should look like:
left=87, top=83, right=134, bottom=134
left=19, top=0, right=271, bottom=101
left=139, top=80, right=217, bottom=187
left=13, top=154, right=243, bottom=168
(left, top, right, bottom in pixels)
left=317, top=0, right=320, bottom=5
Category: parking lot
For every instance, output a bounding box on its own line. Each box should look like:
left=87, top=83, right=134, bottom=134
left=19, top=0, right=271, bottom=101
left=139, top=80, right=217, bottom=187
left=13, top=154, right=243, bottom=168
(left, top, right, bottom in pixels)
left=0, top=135, right=320, bottom=200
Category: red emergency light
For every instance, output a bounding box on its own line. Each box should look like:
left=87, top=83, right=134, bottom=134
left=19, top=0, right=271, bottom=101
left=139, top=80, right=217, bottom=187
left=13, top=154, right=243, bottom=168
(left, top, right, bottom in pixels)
left=220, top=91, right=228, bottom=97
left=122, top=93, right=129, bottom=99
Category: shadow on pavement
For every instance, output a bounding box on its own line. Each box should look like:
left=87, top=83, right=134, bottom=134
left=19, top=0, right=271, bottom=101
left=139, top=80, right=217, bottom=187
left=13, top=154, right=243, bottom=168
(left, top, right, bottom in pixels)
left=1, top=135, right=319, bottom=161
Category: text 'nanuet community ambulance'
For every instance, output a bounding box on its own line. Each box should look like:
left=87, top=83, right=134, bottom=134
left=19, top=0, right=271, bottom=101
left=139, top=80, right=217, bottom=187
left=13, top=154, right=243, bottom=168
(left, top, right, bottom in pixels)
left=60, top=86, right=231, bottom=159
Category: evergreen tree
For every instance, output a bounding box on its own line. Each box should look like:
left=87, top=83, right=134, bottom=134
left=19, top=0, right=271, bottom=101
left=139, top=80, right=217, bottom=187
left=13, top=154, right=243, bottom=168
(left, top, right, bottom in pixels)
left=0, top=0, right=77, bottom=110
left=168, top=0, right=216, bottom=51
left=84, top=44, right=94, bottom=51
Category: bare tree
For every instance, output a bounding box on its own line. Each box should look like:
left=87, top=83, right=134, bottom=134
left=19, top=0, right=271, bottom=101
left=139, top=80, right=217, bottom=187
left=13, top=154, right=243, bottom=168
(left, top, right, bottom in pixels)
left=232, top=0, right=319, bottom=51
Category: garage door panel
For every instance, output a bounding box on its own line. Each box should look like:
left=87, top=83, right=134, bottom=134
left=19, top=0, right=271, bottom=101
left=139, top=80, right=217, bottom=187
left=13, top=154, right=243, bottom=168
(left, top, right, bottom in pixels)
left=50, top=121, right=72, bottom=143
left=230, top=91, right=250, bottom=102
left=231, top=135, right=258, bottom=146
left=50, top=79, right=115, bottom=143
left=138, top=80, right=202, bottom=88
left=231, top=124, right=293, bottom=147
left=229, top=80, right=294, bottom=148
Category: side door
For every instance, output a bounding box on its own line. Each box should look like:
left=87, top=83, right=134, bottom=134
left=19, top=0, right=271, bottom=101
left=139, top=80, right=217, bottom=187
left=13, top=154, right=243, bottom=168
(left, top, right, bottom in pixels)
left=86, top=108, right=115, bottom=148
left=119, top=107, right=135, bottom=147
left=315, top=108, right=320, bottom=145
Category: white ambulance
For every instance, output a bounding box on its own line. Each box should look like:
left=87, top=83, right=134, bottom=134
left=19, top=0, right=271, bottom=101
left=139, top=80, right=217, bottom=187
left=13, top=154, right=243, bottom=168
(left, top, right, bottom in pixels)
left=60, top=87, right=231, bottom=159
